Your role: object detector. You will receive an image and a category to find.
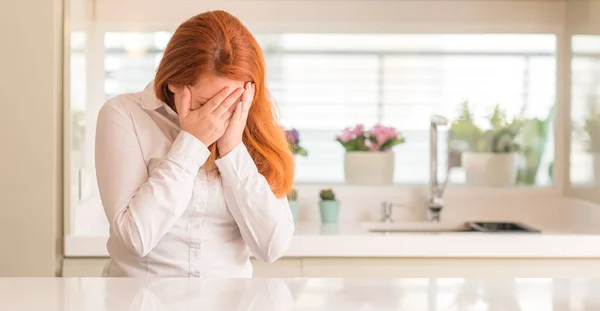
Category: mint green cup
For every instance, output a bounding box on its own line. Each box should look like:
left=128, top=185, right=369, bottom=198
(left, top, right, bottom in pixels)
left=289, top=200, right=299, bottom=223
left=319, top=200, right=340, bottom=223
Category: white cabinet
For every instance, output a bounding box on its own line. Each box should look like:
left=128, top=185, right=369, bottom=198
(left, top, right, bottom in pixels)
left=251, top=259, right=303, bottom=277
left=62, top=259, right=107, bottom=277
left=62, top=258, right=600, bottom=277
left=61, top=258, right=302, bottom=277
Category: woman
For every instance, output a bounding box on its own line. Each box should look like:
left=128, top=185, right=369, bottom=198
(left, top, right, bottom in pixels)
left=95, top=10, right=295, bottom=277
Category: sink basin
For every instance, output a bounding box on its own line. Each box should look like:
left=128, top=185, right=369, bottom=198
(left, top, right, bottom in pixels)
left=362, top=221, right=541, bottom=233
left=363, top=221, right=470, bottom=233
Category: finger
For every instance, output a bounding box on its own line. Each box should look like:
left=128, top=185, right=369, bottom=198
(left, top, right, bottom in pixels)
left=225, top=97, right=237, bottom=117
left=174, top=86, right=192, bottom=117
left=241, top=82, right=251, bottom=103
left=249, top=83, right=255, bottom=110
left=240, top=83, right=254, bottom=122
left=232, top=98, right=243, bottom=122
left=223, top=119, right=231, bottom=134
left=220, top=98, right=238, bottom=123
left=200, top=87, right=236, bottom=114
left=213, top=88, right=244, bottom=117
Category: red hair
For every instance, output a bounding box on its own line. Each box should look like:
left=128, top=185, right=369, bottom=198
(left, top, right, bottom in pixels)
left=154, top=10, right=294, bottom=198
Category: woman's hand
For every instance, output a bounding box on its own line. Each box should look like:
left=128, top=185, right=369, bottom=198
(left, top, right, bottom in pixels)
left=174, top=86, right=244, bottom=146
left=217, top=82, right=255, bottom=157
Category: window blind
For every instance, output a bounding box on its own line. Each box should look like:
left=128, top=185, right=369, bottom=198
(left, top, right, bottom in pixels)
left=101, top=32, right=557, bottom=184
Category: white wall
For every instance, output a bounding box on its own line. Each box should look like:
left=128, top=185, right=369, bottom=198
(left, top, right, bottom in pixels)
left=0, top=0, right=63, bottom=276
left=95, top=0, right=566, bottom=33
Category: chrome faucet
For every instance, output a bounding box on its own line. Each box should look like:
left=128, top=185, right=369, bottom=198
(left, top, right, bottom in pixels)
left=378, top=115, right=452, bottom=223
left=428, top=115, right=450, bottom=222
left=379, top=201, right=419, bottom=223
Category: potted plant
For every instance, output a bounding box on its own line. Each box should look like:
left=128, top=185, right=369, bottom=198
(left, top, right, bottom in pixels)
left=319, top=188, right=339, bottom=223
left=516, top=105, right=554, bottom=185
left=285, top=128, right=307, bottom=222
left=451, top=102, right=522, bottom=186
left=336, top=124, right=405, bottom=185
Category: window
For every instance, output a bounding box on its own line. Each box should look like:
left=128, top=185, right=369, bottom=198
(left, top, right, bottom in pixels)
left=67, top=32, right=556, bottom=235
left=571, top=35, right=600, bottom=185
left=99, top=32, right=556, bottom=184
left=262, top=34, right=555, bottom=184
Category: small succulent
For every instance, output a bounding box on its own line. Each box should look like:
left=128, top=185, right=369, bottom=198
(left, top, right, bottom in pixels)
left=287, top=188, right=298, bottom=201
left=319, top=188, right=336, bottom=201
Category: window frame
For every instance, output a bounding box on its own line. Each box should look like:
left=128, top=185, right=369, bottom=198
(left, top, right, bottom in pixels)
left=62, top=0, right=571, bottom=238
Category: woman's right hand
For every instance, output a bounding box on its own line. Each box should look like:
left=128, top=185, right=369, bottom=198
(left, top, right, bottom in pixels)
left=174, top=86, right=244, bottom=146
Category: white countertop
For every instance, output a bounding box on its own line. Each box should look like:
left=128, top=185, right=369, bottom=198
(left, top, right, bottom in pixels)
left=2, top=278, right=599, bottom=310
left=65, top=221, right=600, bottom=258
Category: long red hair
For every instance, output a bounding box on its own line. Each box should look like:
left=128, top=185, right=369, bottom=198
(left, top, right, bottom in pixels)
left=154, top=10, right=294, bottom=198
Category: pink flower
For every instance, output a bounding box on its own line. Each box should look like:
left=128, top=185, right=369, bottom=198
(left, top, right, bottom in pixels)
left=367, top=124, right=402, bottom=151
left=337, top=124, right=366, bottom=143
left=337, top=123, right=405, bottom=152
left=336, top=128, right=355, bottom=143
left=351, top=124, right=365, bottom=137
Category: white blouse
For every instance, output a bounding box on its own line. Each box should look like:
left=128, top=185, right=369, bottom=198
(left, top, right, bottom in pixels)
left=95, top=82, right=295, bottom=277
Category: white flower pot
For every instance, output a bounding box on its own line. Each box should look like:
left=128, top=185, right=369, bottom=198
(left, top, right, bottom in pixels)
left=344, top=152, right=394, bottom=185
left=463, top=152, right=518, bottom=187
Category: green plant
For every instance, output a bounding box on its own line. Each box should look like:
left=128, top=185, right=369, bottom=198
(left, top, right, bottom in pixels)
left=450, top=102, right=522, bottom=153
left=319, top=188, right=336, bottom=201
left=287, top=188, right=298, bottom=201
left=516, top=105, right=555, bottom=185
left=450, top=102, right=482, bottom=149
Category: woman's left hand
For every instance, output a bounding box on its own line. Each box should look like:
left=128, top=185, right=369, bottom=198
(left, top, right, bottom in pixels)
left=217, top=82, right=255, bottom=157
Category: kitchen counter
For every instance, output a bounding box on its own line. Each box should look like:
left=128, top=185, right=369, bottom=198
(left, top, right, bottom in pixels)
left=2, top=278, right=599, bottom=310
left=64, top=221, right=600, bottom=258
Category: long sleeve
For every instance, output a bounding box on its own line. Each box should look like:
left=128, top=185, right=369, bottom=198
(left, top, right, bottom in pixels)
left=95, top=101, right=210, bottom=257
left=214, top=144, right=295, bottom=263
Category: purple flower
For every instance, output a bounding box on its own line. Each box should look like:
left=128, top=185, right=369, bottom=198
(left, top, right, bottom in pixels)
left=285, top=129, right=300, bottom=145
left=284, top=128, right=308, bottom=156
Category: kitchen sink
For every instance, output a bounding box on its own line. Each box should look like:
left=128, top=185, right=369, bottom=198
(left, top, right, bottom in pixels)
left=363, top=221, right=470, bottom=233
left=363, top=221, right=541, bottom=233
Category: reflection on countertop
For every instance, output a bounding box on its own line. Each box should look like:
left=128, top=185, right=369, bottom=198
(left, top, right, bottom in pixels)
left=2, top=278, right=600, bottom=311
left=103, top=278, right=294, bottom=311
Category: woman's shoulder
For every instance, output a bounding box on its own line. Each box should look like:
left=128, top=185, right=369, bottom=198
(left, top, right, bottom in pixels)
left=98, top=90, right=148, bottom=123
left=102, top=91, right=145, bottom=114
